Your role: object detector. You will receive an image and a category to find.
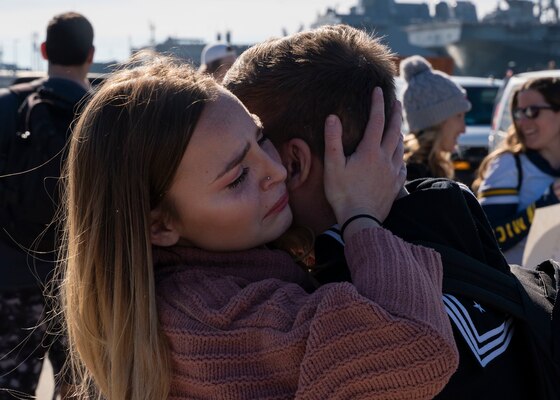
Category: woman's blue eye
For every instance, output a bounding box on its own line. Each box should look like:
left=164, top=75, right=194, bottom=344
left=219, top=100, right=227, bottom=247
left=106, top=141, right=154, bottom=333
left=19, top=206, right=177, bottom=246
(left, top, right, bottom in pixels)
left=228, top=167, right=249, bottom=189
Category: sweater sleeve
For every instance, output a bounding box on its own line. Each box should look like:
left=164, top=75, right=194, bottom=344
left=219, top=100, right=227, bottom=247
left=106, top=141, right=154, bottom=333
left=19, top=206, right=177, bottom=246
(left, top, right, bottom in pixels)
left=158, top=229, right=458, bottom=400
left=294, top=228, right=457, bottom=399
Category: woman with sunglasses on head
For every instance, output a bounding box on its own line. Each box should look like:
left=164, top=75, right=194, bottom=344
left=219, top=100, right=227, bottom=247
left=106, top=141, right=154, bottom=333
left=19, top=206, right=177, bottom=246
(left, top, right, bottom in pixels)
left=473, top=77, right=560, bottom=265
left=59, top=52, right=458, bottom=400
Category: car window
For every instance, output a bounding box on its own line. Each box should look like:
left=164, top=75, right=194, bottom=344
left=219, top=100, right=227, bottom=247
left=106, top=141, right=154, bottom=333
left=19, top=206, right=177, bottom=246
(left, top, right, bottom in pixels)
left=489, top=79, right=518, bottom=151
left=464, top=86, right=499, bottom=126
left=499, top=93, right=513, bottom=132
left=498, top=81, right=524, bottom=132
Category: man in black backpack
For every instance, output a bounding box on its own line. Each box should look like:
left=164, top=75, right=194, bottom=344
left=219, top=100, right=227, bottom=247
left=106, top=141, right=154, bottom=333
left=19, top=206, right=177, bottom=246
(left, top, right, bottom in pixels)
left=0, top=12, right=94, bottom=398
left=224, top=25, right=560, bottom=399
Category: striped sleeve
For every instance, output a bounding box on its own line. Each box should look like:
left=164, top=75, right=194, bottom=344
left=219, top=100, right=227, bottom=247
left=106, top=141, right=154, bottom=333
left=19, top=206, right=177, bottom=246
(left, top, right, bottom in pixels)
left=478, top=153, right=520, bottom=205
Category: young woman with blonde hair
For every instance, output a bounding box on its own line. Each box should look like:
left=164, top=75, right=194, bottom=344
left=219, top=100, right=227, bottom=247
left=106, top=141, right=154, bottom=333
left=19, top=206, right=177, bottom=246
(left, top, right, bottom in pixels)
left=59, top=52, right=458, bottom=399
left=400, top=56, right=471, bottom=181
left=473, top=77, right=560, bottom=264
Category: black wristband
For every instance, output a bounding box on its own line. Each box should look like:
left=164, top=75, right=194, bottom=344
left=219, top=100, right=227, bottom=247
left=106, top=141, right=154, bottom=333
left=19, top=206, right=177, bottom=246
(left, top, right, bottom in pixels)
left=340, top=214, right=383, bottom=239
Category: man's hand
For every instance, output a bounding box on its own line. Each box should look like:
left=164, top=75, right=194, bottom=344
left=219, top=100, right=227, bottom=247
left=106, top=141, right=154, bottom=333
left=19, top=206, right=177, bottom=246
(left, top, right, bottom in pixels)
left=323, top=87, right=405, bottom=229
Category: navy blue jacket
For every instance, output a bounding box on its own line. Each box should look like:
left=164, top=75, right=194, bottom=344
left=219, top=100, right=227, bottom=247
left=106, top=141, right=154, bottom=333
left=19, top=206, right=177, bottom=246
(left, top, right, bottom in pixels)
left=0, top=77, right=88, bottom=290
left=314, top=178, right=538, bottom=399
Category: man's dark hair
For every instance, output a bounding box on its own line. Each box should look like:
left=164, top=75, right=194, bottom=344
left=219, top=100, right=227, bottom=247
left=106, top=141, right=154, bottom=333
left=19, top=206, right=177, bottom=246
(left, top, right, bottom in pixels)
left=46, top=12, right=94, bottom=66
left=224, top=24, right=397, bottom=157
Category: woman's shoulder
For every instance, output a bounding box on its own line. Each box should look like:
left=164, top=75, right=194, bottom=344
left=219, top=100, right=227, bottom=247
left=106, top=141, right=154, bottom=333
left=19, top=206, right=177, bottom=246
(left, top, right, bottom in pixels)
left=489, top=151, right=517, bottom=167
left=482, top=152, right=519, bottom=181
left=478, top=151, right=521, bottom=204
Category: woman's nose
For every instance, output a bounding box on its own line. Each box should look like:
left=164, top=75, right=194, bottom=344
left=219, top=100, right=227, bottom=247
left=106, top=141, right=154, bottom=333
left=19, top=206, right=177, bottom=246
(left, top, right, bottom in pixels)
left=261, top=160, right=287, bottom=190
left=516, top=118, right=532, bottom=131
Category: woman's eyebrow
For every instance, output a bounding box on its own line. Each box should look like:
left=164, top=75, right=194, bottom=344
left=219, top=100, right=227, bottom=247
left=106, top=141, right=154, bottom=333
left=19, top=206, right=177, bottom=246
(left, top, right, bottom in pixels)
left=214, top=141, right=251, bottom=182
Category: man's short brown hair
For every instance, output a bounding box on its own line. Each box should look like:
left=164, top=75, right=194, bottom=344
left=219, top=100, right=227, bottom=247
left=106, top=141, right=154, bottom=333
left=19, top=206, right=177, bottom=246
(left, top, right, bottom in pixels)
left=224, top=24, right=397, bottom=157
left=46, top=12, right=94, bottom=66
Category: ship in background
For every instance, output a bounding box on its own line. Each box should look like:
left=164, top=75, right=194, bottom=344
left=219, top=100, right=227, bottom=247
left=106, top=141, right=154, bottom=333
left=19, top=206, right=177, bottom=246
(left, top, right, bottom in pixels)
left=131, top=26, right=252, bottom=68
left=310, top=0, right=453, bottom=66
left=312, top=0, right=560, bottom=77
left=406, top=0, right=560, bottom=77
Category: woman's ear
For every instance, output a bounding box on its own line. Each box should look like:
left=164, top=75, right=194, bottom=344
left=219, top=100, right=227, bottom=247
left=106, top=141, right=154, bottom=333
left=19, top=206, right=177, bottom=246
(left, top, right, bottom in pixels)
left=278, top=138, right=313, bottom=191
left=149, top=208, right=180, bottom=247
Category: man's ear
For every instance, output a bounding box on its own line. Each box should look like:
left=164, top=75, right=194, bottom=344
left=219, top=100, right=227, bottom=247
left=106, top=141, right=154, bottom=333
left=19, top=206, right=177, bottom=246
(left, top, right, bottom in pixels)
left=278, top=138, right=313, bottom=191
left=40, top=42, right=48, bottom=61
left=149, top=208, right=180, bottom=247
left=86, top=46, right=95, bottom=64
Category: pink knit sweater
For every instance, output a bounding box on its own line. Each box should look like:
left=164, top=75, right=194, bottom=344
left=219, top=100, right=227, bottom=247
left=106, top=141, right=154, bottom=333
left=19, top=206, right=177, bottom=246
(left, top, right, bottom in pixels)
left=154, top=227, right=458, bottom=399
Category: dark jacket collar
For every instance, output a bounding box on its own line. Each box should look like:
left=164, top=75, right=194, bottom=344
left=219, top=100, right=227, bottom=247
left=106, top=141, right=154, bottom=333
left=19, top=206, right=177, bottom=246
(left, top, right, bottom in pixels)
left=526, top=150, right=560, bottom=177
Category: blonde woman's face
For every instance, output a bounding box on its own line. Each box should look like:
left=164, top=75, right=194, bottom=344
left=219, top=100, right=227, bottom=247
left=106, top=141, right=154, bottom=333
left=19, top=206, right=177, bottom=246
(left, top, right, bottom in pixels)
left=161, top=90, right=292, bottom=251
left=439, top=112, right=466, bottom=152
left=515, top=89, right=560, bottom=153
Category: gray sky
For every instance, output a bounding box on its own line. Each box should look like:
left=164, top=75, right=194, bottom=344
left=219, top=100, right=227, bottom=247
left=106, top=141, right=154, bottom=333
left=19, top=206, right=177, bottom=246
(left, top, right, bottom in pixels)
left=1, top=0, right=500, bottom=70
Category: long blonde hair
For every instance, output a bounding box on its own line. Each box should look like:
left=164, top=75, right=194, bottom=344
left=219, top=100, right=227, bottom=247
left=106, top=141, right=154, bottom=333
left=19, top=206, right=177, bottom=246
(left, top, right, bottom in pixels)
left=403, top=126, right=454, bottom=179
left=471, top=125, right=522, bottom=193
left=59, top=52, right=220, bottom=399
left=472, top=76, right=560, bottom=192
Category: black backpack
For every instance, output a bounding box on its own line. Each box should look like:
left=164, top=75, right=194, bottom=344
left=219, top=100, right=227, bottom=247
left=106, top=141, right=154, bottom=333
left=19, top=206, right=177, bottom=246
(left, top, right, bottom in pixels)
left=419, top=240, right=560, bottom=399
left=0, top=82, right=78, bottom=254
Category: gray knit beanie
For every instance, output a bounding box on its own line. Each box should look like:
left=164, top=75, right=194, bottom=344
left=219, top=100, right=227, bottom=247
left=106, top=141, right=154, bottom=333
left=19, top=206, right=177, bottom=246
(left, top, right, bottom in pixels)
left=400, top=55, right=471, bottom=133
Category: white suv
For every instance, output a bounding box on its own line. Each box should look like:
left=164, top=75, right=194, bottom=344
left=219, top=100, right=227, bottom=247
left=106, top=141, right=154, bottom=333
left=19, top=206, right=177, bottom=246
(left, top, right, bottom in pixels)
left=489, top=69, right=560, bottom=152
left=451, top=76, right=503, bottom=157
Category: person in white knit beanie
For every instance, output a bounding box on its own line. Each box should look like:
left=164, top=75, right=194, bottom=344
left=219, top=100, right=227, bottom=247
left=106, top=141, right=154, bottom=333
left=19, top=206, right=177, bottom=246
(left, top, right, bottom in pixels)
left=400, top=55, right=471, bottom=180
left=199, top=43, right=237, bottom=82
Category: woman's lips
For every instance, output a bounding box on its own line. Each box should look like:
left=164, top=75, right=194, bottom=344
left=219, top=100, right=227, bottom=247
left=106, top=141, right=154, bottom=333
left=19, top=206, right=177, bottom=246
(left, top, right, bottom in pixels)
left=265, top=193, right=289, bottom=219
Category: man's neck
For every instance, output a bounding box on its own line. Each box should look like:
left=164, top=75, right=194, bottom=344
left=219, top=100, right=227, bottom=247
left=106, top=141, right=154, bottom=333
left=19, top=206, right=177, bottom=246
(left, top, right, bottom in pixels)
left=47, top=64, right=91, bottom=90
left=314, top=185, right=409, bottom=235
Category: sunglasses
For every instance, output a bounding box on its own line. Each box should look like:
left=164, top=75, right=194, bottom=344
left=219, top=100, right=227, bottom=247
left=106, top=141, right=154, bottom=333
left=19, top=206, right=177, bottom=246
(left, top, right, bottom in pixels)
left=512, top=105, right=554, bottom=121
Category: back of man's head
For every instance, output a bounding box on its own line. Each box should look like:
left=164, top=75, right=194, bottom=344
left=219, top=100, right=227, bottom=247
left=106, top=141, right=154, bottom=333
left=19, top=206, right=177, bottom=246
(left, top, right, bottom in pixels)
left=224, top=24, right=396, bottom=157
left=46, top=12, right=94, bottom=66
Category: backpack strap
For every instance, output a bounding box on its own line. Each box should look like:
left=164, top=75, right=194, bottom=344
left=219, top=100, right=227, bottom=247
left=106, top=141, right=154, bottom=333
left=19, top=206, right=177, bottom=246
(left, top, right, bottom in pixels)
left=8, top=80, right=45, bottom=104
left=16, top=92, right=44, bottom=140
left=513, top=152, right=523, bottom=192
left=15, top=86, right=76, bottom=142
